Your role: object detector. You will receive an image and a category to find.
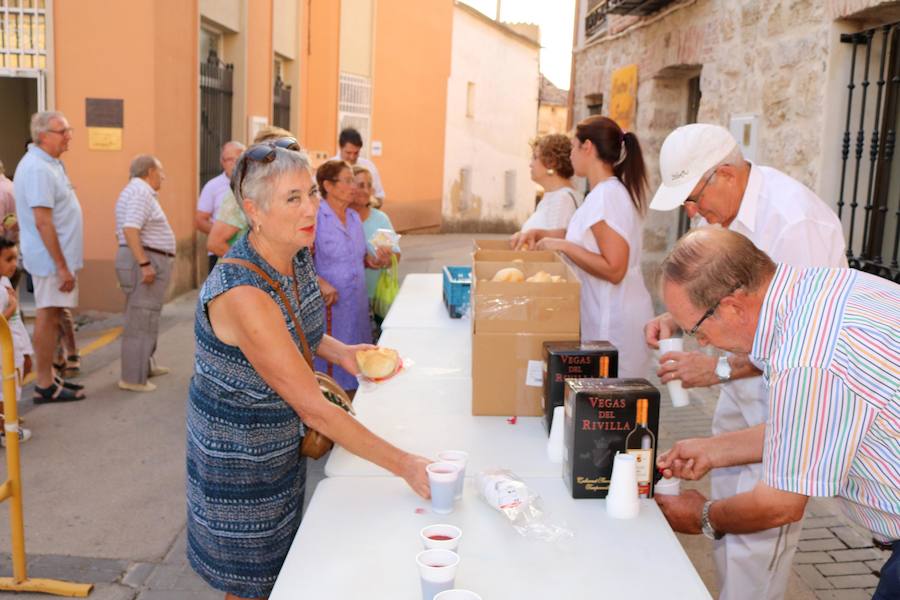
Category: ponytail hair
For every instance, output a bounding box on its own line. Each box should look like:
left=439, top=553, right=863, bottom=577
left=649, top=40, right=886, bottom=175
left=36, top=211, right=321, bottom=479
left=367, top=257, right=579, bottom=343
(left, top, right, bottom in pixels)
left=574, top=116, right=648, bottom=215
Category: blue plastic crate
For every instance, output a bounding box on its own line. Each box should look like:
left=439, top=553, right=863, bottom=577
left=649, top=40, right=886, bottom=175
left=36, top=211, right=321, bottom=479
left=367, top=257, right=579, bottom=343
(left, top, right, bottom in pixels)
left=442, top=266, right=472, bottom=319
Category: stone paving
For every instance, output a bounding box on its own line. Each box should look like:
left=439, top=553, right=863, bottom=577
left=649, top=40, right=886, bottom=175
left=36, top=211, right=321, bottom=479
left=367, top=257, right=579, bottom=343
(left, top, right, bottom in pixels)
left=0, top=234, right=890, bottom=599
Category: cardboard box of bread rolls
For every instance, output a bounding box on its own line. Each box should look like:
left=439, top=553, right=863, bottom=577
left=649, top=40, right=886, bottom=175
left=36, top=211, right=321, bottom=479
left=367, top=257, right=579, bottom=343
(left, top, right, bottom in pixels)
left=471, top=259, right=581, bottom=416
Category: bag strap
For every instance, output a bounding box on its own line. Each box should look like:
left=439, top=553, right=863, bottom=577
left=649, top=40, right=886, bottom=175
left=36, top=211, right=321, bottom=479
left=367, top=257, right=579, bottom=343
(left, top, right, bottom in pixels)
left=566, top=189, right=580, bottom=210
left=219, top=257, right=314, bottom=368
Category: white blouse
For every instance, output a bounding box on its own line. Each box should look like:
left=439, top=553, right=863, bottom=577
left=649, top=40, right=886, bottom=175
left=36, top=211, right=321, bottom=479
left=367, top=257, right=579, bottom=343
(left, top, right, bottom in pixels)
left=520, top=186, right=582, bottom=232
left=565, top=178, right=653, bottom=378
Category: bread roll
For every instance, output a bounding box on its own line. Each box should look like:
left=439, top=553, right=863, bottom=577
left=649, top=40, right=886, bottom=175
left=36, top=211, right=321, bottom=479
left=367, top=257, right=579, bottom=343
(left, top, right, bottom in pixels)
left=526, top=270, right=553, bottom=283
left=356, top=348, right=400, bottom=379
left=550, top=275, right=565, bottom=283
left=492, top=267, right=525, bottom=282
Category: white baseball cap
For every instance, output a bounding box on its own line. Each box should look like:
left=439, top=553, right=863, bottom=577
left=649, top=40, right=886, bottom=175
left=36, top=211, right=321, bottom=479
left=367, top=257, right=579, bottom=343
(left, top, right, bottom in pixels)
left=649, top=124, right=739, bottom=211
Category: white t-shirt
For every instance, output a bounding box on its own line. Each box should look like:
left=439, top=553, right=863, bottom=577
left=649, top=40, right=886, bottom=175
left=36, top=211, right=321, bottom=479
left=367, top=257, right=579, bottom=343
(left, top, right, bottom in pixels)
left=0, top=276, right=33, bottom=369
left=520, top=186, right=582, bottom=232
left=565, top=178, right=653, bottom=378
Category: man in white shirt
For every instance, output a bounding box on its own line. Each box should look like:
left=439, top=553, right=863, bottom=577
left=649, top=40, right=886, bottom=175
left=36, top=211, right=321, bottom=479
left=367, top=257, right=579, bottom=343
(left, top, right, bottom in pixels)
left=332, top=127, right=385, bottom=205
left=644, top=124, right=847, bottom=600
left=115, top=155, right=175, bottom=392
left=195, top=141, right=244, bottom=272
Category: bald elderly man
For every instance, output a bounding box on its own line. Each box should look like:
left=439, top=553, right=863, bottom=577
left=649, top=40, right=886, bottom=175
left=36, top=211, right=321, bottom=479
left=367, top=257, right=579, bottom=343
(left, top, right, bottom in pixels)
left=654, top=227, right=899, bottom=600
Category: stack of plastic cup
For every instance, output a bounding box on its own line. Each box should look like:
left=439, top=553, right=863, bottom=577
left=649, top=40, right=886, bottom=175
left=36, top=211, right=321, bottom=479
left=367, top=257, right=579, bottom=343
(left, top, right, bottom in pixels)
left=546, top=405, right=565, bottom=464
left=658, top=337, right=690, bottom=407
left=606, top=452, right=640, bottom=519
left=654, top=476, right=681, bottom=496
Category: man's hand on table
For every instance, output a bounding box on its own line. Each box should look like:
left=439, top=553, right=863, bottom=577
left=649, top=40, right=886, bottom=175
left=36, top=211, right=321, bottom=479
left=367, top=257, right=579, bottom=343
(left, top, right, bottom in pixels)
left=655, top=489, right=706, bottom=535
left=657, top=437, right=716, bottom=480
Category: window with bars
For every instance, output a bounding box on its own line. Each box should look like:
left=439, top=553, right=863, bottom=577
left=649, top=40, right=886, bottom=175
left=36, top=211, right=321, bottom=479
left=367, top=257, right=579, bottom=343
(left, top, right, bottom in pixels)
left=338, top=72, right=371, bottom=156
left=836, top=22, right=900, bottom=283
left=0, top=0, right=47, bottom=70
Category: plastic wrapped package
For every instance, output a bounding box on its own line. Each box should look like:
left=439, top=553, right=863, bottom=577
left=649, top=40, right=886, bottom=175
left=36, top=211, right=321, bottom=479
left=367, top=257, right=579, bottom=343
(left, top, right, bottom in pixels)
left=370, top=228, right=401, bottom=250
left=476, top=468, right=573, bottom=542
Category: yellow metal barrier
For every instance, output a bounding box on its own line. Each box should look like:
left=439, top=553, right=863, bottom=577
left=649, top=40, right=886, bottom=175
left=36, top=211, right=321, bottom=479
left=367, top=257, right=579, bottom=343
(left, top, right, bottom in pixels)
left=0, top=314, right=92, bottom=596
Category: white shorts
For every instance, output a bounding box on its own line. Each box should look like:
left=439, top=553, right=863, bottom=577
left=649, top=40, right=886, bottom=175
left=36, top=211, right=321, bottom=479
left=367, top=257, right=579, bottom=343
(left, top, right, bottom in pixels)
left=33, top=272, right=79, bottom=309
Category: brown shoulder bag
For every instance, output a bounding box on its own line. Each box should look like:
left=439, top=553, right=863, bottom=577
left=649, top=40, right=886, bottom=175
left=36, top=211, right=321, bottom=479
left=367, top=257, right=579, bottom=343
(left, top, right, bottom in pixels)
left=219, top=258, right=355, bottom=460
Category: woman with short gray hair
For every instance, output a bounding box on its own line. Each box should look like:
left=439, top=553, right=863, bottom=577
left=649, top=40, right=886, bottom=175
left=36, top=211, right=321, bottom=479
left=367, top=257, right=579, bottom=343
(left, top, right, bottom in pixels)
left=186, top=141, right=430, bottom=600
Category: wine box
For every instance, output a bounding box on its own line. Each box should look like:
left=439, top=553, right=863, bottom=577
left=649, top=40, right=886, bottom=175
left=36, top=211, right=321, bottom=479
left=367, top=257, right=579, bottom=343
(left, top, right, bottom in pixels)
left=562, top=378, right=660, bottom=499
left=542, top=341, right=619, bottom=434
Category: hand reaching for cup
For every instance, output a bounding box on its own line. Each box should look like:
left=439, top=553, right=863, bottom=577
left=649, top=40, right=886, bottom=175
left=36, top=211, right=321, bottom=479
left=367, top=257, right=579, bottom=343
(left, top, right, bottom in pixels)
left=656, top=437, right=715, bottom=481
left=644, top=312, right=679, bottom=350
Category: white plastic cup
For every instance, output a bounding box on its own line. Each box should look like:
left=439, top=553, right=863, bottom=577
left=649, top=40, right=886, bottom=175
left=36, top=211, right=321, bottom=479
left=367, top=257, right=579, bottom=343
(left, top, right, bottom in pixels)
left=654, top=476, right=681, bottom=496
left=420, top=524, right=462, bottom=552
left=437, top=450, right=468, bottom=500
left=658, top=337, right=690, bottom=408
left=427, top=462, right=461, bottom=514
left=434, top=591, right=483, bottom=600
left=416, top=549, right=459, bottom=600
left=546, top=405, right=565, bottom=464
left=606, top=453, right=640, bottom=519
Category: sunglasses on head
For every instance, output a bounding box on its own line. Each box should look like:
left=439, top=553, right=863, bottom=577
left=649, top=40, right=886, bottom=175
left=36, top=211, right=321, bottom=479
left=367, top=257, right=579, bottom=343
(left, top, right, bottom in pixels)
left=235, top=137, right=302, bottom=196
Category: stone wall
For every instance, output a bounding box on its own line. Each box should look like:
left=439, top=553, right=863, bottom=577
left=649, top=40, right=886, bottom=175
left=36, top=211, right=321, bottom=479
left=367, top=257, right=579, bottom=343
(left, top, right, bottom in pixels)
left=570, top=0, right=898, bottom=305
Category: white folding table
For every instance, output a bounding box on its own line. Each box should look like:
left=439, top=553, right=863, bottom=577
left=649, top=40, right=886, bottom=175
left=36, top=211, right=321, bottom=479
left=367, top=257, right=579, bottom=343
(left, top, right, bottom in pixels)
left=380, top=273, right=470, bottom=331
left=270, top=477, right=712, bottom=599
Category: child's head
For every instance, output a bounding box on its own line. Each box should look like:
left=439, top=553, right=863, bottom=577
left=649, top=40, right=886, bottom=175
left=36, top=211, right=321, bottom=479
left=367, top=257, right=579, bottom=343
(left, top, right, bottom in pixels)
left=0, top=239, right=18, bottom=278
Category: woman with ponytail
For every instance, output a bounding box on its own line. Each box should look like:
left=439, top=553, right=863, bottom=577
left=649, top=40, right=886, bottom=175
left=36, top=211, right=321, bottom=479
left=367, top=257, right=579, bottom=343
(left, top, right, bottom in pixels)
left=517, top=116, right=654, bottom=377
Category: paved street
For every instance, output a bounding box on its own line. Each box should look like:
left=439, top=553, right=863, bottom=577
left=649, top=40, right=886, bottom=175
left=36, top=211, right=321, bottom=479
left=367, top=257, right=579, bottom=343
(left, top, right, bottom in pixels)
left=0, top=234, right=889, bottom=599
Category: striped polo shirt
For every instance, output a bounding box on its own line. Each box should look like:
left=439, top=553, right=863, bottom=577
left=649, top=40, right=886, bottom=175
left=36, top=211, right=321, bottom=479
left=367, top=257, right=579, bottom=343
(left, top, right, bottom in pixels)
left=115, top=177, right=175, bottom=254
left=751, top=264, right=900, bottom=542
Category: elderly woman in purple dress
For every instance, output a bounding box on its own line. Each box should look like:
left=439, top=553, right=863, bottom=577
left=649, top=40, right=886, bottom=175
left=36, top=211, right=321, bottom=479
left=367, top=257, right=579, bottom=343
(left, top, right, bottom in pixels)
left=314, top=160, right=390, bottom=391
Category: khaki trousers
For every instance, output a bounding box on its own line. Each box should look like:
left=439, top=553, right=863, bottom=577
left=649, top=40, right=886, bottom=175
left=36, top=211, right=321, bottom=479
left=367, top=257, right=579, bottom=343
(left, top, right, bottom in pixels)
left=115, top=247, right=173, bottom=385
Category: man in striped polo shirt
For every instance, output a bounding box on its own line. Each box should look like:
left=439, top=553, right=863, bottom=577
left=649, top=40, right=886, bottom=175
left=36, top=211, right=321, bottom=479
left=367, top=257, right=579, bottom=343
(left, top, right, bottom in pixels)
left=114, top=155, right=175, bottom=392
left=655, top=227, right=899, bottom=600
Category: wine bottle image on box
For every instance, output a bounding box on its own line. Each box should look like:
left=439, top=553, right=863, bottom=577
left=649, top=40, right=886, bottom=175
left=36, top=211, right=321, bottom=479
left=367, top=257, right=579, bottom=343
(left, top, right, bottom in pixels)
left=625, top=398, right=656, bottom=498
left=600, top=355, right=609, bottom=377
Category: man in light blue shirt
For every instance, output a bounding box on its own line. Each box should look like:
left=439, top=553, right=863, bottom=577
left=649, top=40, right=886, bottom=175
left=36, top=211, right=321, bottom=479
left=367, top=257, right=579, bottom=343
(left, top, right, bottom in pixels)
left=14, top=111, right=85, bottom=403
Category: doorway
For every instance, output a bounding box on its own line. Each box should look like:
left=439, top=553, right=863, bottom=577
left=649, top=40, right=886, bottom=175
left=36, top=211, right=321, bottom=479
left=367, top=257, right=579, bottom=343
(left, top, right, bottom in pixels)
left=0, top=74, right=39, bottom=175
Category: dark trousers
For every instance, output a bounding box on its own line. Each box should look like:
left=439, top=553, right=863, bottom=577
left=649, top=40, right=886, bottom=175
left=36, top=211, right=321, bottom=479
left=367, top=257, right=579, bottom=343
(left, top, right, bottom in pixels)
left=873, top=544, right=899, bottom=600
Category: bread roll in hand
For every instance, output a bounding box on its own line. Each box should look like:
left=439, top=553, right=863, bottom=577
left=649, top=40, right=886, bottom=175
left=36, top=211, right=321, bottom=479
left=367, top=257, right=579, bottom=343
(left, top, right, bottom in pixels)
left=356, top=347, right=401, bottom=379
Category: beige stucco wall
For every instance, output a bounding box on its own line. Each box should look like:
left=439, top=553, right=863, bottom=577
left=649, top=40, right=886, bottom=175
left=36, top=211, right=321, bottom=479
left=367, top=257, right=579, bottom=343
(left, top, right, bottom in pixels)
left=340, top=0, right=374, bottom=77
left=538, top=104, right=568, bottom=136
left=200, top=0, right=240, bottom=32
left=442, top=6, right=540, bottom=230
left=273, top=0, right=298, bottom=60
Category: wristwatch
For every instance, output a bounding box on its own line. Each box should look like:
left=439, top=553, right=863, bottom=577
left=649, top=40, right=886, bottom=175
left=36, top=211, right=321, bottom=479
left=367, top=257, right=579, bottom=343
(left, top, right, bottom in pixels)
left=715, top=355, right=732, bottom=383
left=701, top=500, right=725, bottom=540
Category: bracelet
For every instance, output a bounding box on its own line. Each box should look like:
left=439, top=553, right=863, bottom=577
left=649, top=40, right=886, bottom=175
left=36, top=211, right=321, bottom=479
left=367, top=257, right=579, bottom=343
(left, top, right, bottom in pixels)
left=139, top=261, right=151, bottom=267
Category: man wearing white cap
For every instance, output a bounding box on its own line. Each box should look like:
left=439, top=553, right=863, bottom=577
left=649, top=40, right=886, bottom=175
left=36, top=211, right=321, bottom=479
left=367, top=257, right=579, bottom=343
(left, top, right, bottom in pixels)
left=645, top=123, right=847, bottom=600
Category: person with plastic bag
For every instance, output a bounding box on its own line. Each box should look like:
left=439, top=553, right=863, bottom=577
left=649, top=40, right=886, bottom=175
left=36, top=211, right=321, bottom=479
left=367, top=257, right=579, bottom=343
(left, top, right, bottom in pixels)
left=314, top=160, right=391, bottom=392
left=351, top=165, right=400, bottom=334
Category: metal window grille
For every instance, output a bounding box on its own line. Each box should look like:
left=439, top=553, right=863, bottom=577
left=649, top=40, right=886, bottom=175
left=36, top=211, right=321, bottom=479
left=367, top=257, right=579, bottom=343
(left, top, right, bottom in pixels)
left=338, top=72, right=371, bottom=154
left=585, top=0, right=609, bottom=40
left=200, top=49, right=233, bottom=188
left=273, top=76, right=291, bottom=130
left=837, top=22, right=900, bottom=283
left=0, top=0, right=47, bottom=70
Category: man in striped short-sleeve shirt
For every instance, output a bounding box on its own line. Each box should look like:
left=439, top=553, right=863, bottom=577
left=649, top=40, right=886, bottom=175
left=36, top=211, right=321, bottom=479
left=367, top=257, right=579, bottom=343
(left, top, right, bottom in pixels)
left=655, top=228, right=899, bottom=600
left=114, top=155, right=175, bottom=392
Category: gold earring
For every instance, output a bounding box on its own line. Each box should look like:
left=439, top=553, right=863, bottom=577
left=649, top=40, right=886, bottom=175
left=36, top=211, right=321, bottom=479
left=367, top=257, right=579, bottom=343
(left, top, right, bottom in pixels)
left=547, top=169, right=555, bottom=176
left=256, top=223, right=261, bottom=233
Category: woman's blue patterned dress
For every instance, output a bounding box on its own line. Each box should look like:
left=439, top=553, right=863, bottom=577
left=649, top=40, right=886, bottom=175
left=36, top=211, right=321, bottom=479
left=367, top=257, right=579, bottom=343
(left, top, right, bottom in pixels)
left=186, top=236, right=325, bottom=598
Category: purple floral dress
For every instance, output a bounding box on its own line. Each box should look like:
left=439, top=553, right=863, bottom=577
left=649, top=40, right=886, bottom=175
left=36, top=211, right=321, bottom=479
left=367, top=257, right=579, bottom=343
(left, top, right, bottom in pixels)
left=313, top=201, right=371, bottom=390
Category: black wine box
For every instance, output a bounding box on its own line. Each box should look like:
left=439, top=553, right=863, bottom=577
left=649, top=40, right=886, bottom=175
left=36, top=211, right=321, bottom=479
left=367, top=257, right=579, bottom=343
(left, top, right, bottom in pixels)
left=542, top=341, right=618, bottom=434
left=562, top=378, right=660, bottom=499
